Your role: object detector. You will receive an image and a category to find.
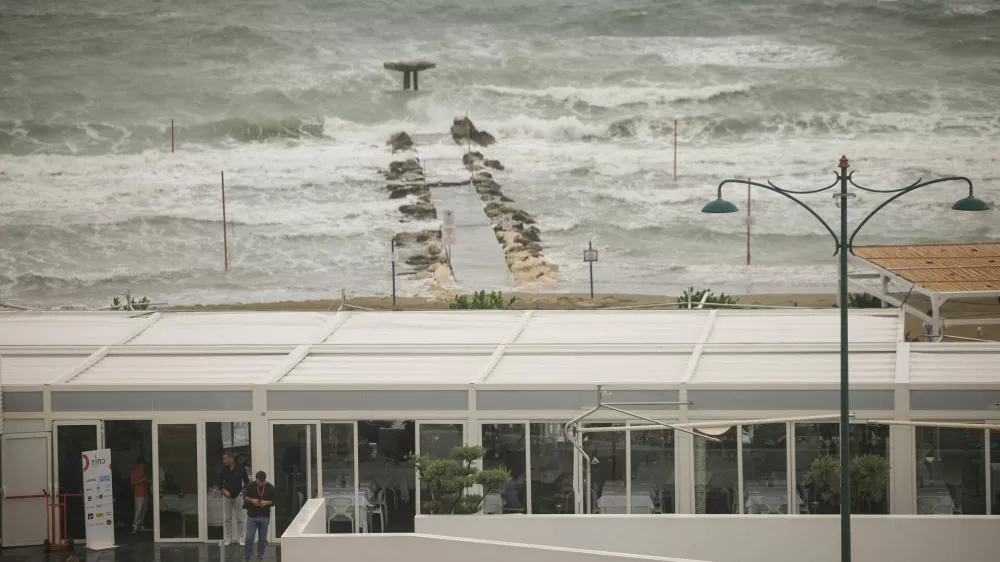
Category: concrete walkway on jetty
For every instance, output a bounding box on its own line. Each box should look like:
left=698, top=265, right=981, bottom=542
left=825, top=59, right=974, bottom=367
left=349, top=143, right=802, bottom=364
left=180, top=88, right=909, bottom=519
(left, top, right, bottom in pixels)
left=425, top=165, right=513, bottom=291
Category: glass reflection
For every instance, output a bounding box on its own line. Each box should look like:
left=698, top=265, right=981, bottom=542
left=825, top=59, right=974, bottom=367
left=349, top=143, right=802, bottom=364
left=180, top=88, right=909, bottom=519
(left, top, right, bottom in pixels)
left=741, top=424, right=789, bottom=514
left=529, top=423, right=574, bottom=514
left=272, top=424, right=315, bottom=537
left=320, top=423, right=356, bottom=532
left=357, top=421, right=415, bottom=532
left=991, top=429, right=999, bottom=515
left=586, top=424, right=627, bottom=514
left=157, top=424, right=199, bottom=539
left=630, top=428, right=675, bottom=513
left=915, top=426, right=986, bottom=515
left=794, top=423, right=889, bottom=514
left=694, top=427, right=738, bottom=514
left=206, top=422, right=251, bottom=541
left=482, top=424, right=526, bottom=514
left=418, top=424, right=464, bottom=515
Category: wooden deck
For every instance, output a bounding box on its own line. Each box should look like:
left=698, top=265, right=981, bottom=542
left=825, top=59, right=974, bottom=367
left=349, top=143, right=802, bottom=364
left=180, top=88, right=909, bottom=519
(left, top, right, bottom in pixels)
left=853, top=243, right=1000, bottom=292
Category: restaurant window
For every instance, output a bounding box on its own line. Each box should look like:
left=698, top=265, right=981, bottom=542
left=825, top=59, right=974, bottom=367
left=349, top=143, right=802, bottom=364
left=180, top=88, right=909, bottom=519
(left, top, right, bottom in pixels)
left=915, top=426, right=986, bottom=515
left=794, top=423, right=889, bottom=514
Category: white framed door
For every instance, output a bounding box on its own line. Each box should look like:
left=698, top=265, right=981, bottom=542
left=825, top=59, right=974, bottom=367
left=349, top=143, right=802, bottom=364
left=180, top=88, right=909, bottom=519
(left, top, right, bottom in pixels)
left=269, top=420, right=319, bottom=542
left=52, top=420, right=104, bottom=541
left=152, top=422, right=203, bottom=542
left=415, top=421, right=467, bottom=515
left=2, top=432, right=52, bottom=546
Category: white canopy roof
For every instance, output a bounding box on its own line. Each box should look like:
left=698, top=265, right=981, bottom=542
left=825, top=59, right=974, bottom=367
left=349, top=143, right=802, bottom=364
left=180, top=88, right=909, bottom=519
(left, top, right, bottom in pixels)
left=1, top=309, right=997, bottom=389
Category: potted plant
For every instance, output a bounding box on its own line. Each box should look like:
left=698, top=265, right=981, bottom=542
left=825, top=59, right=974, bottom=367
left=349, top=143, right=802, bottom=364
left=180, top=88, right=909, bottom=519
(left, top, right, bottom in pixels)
left=802, top=454, right=890, bottom=514
left=410, top=446, right=510, bottom=514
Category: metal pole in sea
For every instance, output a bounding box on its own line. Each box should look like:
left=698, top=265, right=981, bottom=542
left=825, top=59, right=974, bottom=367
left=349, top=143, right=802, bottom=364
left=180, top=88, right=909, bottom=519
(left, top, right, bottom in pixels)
left=391, top=237, right=397, bottom=308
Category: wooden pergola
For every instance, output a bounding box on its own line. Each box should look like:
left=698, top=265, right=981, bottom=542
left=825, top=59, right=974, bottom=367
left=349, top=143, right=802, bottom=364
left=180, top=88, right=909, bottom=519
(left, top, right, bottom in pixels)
left=847, top=243, right=1000, bottom=338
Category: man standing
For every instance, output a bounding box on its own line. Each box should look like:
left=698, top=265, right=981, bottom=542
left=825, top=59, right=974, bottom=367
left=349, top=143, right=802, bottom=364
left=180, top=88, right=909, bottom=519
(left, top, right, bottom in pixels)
left=242, top=471, right=275, bottom=562
left=130, top=457, right=149, bottom=533
left=220, top=452, right=250, bottom=546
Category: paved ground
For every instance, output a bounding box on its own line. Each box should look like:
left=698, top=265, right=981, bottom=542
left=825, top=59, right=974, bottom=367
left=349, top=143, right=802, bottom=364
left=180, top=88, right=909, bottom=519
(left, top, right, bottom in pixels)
left=430, top=183, right=513, bottom=292
left=0, top=537, right=281, bottom=562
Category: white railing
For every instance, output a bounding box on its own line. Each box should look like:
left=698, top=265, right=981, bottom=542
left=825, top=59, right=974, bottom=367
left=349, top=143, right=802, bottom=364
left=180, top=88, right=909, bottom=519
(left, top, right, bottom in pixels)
left=282, top=499, right=712, bottom=562
left=416, top=514, right=1000, bottom=562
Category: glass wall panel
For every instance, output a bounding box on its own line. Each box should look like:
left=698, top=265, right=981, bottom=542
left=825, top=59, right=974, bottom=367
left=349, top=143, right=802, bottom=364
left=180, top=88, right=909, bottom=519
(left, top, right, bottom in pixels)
left=529, top=423, right=574, bottom=514
left=694, top=428, right=738, bottom=514
left=206, top=422, right=251, bottom=541
left=105, top=420, right=153, bottom=534
left=273, top=424, right=316, bottom=537
left=742, top=423, right=789, bottom=514
left=358, top=421, right=415, bottom=532
left=482, top=424, right=526, bottom=514
left=915, top=426, right=986, bottom=515
left=794, top=423, right=889, bottom=514
left=55, top=424, right=98, bottom=540
left=320, top=423, right=356, bottom=533
left=418, top=424, right=464, bottom=515
left=991, top=429, right=999, bottom=515
left=630, top=428, right=675, bottom=514
left=586, top=424, right=627, bottom=514
left=157, top=424, right=199, bottom=539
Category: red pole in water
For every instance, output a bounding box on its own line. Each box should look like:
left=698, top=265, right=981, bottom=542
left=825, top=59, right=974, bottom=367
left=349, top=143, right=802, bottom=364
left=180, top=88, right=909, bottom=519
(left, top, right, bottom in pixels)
left=673, top=119, right=677, bottom=180
left=221, top=171, right=229, bottom=270
left=171, top=119, right=175, bottom=153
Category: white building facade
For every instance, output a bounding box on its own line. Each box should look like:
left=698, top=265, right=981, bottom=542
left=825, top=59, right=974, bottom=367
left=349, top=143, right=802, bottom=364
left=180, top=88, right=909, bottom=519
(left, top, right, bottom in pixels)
left=1, top=309, right=998, bottom=547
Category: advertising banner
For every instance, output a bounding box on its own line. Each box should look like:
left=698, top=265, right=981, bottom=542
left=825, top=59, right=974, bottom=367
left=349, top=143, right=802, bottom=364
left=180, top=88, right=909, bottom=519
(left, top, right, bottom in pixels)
left=82, top=449, right=115, bottom=550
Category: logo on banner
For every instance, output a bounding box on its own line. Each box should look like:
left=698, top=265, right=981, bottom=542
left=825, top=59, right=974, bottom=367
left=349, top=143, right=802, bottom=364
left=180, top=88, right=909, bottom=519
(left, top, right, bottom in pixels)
left=100, top=475, right=111, bottom=482
left=82, top=454, right=90, bottom=471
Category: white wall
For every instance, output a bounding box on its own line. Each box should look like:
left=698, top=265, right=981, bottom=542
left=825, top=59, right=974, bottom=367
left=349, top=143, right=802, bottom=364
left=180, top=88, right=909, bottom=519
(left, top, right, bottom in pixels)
left=416, top=514, right=1000, bottom=562
left=282, top=500, right=710, bottom=562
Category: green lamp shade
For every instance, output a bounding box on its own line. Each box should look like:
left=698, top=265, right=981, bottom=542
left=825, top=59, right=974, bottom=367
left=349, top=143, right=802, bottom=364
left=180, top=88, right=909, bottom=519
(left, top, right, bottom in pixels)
left=701, top=198, right=740, bottom=214
left=951, top=196, right=990, bottom=212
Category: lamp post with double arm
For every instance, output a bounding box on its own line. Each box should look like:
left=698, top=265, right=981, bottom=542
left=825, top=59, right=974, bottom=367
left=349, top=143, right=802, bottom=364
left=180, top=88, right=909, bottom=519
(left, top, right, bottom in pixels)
left=701, top=156, right=989, bottom=562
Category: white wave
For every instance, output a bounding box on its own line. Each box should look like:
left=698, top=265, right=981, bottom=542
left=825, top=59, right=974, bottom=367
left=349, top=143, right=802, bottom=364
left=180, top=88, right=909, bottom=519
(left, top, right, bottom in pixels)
left=477, top=83, right=753, bottom=108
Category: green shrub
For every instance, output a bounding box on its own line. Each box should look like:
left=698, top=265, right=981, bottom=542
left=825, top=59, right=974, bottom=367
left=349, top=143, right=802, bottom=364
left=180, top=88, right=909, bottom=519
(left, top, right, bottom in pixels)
left=450, top=290, right=516, bottom=310
left=848, top=293, right=886, bottom=308
left=410, top=445, right=510, bottom=514
left=676, top=287, right=738, bottom=309
left=111, top=294, right=150, bottom=311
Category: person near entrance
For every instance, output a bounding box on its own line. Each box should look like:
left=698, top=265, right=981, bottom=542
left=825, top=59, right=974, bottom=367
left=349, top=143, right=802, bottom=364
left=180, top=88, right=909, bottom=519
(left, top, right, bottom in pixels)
left=220, top=452, right=250, bottom=546
left=131, top=457, right=150, bottom=533
left=243, top=471, right=275, bottom=562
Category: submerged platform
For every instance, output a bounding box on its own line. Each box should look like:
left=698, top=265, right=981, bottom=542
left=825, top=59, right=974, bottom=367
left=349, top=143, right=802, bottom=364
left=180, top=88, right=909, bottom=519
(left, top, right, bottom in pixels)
left=384, top=61, right=437, bottom=91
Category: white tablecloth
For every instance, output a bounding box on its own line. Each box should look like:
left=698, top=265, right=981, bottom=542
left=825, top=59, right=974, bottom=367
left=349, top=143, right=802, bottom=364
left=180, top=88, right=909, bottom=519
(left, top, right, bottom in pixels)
left=597, top=482, right=655, bottom=514
left=744, top=485, right=801, bottom=514
left=917, top=484, right=955, bottom=514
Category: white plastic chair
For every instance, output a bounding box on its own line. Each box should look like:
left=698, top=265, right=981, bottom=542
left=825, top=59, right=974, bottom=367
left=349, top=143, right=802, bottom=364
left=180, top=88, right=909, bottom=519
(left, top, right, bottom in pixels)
left=369, top=489, right=388, bottom=532
left=327, top=498, right=355, bottom=533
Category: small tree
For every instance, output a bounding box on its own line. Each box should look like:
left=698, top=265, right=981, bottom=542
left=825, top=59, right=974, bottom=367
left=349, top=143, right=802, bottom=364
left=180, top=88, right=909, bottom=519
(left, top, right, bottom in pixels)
left=409, top=446, right=509, bottom=514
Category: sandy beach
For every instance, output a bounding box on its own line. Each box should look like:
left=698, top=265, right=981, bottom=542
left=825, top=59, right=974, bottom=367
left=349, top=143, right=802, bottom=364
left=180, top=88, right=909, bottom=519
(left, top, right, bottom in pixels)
left=170, top=291, right=1000, bottom=342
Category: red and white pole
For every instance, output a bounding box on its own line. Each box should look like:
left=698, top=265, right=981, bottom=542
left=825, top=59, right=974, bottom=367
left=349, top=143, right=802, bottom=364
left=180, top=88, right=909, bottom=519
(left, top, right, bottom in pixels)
left=221, top=171, right=229, bottom=270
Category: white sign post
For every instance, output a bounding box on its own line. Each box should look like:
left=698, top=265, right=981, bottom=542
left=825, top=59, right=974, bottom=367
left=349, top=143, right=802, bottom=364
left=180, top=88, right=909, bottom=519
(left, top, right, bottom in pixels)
left=82, top=449, right=115, bottom=550
left=442, top=209, right=457, bottom=245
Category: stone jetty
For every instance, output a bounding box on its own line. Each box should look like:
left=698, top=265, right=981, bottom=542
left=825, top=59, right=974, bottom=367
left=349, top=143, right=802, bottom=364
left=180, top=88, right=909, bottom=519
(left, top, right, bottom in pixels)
left=381, top=118, right=557, bottom=292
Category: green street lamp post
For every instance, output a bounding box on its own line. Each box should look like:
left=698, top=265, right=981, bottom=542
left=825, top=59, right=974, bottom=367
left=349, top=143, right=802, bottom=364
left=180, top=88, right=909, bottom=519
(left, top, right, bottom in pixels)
left=702, top=156, right=989, bottom=562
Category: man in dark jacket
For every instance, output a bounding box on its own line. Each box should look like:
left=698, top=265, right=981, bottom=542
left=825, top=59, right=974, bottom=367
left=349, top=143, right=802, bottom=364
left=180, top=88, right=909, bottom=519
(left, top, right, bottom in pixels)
left=220, top=452, right=250, bottom=546
left=243, top=471, right=275, bottom=562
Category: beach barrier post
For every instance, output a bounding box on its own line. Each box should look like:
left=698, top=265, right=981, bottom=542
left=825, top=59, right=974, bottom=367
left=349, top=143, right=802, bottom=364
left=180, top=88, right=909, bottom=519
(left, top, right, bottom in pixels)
left=171, top=119, right=175, bottom=153
left=746, top=180, right=752, bottom=266
left=390, top=237, right=397, bottom=307
left=583, top=242, right=599, bottom=299
left=221, top=171, right=229, bottom=270
left=673, top=119, right=677, bottom=180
